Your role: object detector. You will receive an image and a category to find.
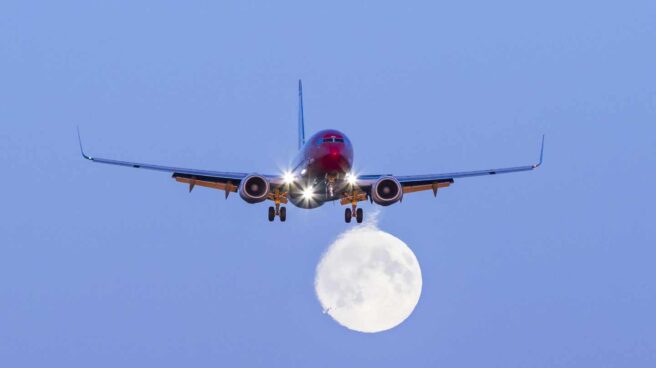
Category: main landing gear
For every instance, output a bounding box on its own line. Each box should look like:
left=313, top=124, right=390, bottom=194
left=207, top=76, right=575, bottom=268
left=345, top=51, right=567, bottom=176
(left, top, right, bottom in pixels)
left=268, top=192, right=286, bottom=222
left=268, top=188, right=287, bottom=222
left=343, top=188, right=365, bottom=224
left=268, top=205, right=286, bottom=222
left=345, top=206, right=363, bottom=224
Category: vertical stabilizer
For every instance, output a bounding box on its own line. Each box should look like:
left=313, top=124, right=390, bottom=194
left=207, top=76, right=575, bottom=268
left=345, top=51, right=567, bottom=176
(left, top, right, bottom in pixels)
left=298, top=80, right=305, bottom=150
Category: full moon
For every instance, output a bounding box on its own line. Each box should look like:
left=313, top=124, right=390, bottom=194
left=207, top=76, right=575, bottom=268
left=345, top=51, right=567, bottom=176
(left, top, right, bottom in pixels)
left=314, top=224, right=422, bottom=333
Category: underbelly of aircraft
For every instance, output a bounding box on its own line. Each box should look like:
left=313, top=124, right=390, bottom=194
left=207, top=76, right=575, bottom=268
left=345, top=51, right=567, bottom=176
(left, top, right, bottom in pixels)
left=287, top=181, right=344, bottom=209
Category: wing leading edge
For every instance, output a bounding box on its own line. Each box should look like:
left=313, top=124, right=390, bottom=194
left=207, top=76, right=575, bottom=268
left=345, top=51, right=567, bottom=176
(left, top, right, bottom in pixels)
left=77, top=128, right=250, bottom=194
left=359, top=135, right=544, bottom=195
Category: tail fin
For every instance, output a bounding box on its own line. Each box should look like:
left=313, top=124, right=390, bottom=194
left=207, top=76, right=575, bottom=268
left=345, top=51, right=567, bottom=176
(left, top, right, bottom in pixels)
left=298, top=80, right=305, bottom=150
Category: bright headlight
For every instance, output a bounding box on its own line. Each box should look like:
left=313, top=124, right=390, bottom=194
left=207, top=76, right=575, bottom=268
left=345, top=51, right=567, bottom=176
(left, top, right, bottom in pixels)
left=346, top=173, right=358, bottom=186
left=302, top=186, right=315, bottom=200
left=282, top=171, right=295, bottom=185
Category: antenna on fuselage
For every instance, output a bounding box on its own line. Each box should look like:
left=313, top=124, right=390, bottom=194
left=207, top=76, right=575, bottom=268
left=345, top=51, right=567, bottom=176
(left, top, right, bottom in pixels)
left=298, top=79, right=305, bottom=150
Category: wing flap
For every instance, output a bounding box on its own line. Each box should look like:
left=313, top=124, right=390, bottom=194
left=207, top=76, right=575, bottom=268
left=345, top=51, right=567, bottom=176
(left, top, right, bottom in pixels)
left=173, top=173, right=239, bottom=193
left=402, top=180, right=453, bottom=194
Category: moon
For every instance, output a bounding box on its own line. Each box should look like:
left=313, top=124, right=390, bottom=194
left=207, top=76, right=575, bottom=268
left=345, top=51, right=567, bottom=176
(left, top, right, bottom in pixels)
left=314, top=224, right=422, bottom=333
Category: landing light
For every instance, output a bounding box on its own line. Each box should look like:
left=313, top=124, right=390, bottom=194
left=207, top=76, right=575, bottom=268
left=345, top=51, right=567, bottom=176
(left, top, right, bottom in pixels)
left=346, top=173, right=358, bottom=186
left=302, top=186, right=315, bottom=200
left=283, top=171, right=295, bottom=185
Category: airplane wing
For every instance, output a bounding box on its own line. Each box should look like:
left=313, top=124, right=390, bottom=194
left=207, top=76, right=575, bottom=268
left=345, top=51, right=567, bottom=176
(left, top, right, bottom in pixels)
left=358, top=135, right=544, bottom=196
left=77, top=129, right=273, bottom=196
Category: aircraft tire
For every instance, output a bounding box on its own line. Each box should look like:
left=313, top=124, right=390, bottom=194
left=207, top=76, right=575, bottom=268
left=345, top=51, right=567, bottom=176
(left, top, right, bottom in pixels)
left=279, top=207, right=287, bottom=222
left=268, top=206, right=275, bottom=222
left=356, top=208, right=363, bottom=223
left=345, top=208, right=352, bottom=223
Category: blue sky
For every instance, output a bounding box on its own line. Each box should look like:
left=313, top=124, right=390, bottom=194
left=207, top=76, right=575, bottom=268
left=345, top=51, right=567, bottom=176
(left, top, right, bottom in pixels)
left=1, top=1, right=655, bottom=366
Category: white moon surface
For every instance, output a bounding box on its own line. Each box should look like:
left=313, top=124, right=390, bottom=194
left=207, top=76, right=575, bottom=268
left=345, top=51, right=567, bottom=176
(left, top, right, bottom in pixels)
left=314, top=224, right=422, bottom=333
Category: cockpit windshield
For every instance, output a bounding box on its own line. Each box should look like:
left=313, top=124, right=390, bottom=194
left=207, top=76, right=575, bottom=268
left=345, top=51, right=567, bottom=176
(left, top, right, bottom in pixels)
left=320, top=137, right=345, bottom=144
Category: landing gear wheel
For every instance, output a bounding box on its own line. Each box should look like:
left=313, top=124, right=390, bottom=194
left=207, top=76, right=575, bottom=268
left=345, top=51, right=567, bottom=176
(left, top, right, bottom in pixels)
left=279, top=207, right=287, bottom=222
left=345, top=208, right=352, bottom=223
left=268, top=206, right=275, bottom=222
left=356, top=208, right=363, bottom=223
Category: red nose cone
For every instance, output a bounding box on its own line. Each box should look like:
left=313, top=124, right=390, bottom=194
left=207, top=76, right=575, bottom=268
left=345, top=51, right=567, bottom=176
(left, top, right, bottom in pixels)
left=318, top=144, right=348, bottom=172
left=304, top=129, right=354, bottom=176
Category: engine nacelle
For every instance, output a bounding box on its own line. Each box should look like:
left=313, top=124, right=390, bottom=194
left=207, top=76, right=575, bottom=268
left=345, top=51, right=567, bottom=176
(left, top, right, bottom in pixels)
left=239, top=174, right=270, bottom=203
left=371, top=176, right=403, bottom=206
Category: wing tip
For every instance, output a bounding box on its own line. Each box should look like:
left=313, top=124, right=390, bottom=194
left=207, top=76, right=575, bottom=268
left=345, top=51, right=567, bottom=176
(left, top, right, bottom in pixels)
left=77, top=126, right=93, bottom=160
left=533, top=134, right=545, bottom=168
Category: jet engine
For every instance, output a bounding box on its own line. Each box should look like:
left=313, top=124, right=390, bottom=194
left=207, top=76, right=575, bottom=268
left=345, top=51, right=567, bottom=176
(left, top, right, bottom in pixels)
left=371, top=176, right=403, bottom=206
left=239, top=174, right=270, bottom=203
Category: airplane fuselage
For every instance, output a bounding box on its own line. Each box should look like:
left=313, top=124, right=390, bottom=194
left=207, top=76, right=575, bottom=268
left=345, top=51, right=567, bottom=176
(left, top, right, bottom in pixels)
left=289, top=129, right=354, bottom=208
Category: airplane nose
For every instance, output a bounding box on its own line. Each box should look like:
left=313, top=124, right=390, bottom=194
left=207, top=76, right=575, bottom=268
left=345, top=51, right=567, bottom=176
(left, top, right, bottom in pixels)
left=317, top=144, right=347, bottom=171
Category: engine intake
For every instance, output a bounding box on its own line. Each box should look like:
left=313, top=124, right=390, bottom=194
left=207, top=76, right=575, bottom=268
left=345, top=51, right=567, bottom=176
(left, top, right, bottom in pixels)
left=239, top=174, right=270, bottom=203
left=372, top=176, right=403, bottom=206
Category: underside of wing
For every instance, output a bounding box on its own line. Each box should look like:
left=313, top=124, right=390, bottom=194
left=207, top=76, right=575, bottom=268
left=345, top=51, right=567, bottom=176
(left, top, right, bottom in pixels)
left=76, top=129, right=281, bottom=195
left=357, top=135, right=544, bottom=197
left=400, top=178, right=454, bottom=195
left=172, top=172, right=241, bottom=195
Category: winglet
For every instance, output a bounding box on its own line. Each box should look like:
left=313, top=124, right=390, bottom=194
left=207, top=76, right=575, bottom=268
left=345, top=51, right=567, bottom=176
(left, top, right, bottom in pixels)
left=77, top=126, right=93, bottom=160
left=533, top=134, right=545, bottom=168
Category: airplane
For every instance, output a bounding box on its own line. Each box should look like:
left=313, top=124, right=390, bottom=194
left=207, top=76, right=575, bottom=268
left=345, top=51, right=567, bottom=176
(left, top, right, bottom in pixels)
left=78, top=80, right=544, bottom=223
